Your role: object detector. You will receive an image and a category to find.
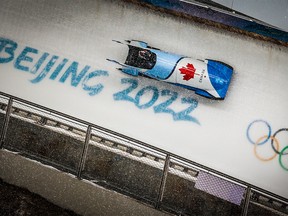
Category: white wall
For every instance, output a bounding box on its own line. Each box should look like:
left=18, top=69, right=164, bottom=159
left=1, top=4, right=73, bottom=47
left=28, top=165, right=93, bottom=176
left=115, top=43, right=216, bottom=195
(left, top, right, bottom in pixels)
left=0, top=0, right=287, bottom=199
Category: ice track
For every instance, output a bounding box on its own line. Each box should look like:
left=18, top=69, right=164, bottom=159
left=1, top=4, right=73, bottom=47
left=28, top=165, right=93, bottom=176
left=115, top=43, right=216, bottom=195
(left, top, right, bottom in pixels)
left=0, top=0, right=287, bottom=199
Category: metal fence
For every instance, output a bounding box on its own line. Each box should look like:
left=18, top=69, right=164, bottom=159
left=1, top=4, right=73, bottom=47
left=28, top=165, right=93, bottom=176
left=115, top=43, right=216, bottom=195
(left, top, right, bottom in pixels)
left=0, top=91, right=287, bottom=216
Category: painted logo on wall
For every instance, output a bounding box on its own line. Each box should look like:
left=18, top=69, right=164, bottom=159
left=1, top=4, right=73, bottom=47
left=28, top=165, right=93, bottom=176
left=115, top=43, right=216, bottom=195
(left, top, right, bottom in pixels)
left=0, top=37, right=109, bottom=96
left=114, top=78, right=199, bottom=124
left=0, top=37, right=200, bottom=124
left=246, top=120, right=288, bottom=171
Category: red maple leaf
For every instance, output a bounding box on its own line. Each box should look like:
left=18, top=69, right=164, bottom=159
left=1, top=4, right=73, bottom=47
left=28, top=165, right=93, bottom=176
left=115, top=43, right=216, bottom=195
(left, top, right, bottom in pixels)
left=179, top=63, right=197, bottom=81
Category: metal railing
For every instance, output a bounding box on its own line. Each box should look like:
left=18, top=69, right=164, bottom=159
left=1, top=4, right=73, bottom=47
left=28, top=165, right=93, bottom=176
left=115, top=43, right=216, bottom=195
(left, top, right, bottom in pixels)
left=0, top=91, right=287, bottom=216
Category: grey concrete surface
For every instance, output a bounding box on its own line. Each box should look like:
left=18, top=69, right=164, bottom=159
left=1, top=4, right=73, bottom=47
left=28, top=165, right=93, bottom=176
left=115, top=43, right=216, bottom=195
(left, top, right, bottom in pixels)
left=4, top=115, right=84, bottom=171
left=0, top=149, right=170, bottom=216
left=82, top=145, right=163, bottom=202
left=0, top=178, right=80, bottom=216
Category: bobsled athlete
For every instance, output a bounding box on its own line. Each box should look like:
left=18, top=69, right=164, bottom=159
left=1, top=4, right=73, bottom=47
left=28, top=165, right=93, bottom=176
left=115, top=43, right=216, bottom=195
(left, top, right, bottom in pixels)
left=125, top=45, right=156, bottom=69
left=107, top=40, right=233, bottom=99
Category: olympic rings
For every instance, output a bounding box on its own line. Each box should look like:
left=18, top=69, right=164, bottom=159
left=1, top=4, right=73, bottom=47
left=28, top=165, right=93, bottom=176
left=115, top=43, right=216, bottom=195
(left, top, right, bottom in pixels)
left=279, top=146, right=288, bottom=171
left=271, top=128, right=288, bottom=155
left=247, top=120, right=271, bottom=145
left=246, top=120, right=287, bottom=171
left=254, top=135, right=279, bottom=161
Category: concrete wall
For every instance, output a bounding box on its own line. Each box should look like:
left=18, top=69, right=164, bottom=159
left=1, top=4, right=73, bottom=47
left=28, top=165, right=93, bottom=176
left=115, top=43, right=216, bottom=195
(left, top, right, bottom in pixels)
left=0, top=149, right=169, bottom=216
left=0, top=112, right=242, bottom=215
left=1, top=110, right=287, bottom=215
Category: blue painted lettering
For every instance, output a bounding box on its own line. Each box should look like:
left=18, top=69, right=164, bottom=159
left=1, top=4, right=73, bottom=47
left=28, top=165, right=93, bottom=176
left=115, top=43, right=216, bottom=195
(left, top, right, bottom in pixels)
left=113, top=78, right=138, bottom=103
left=0, top=38, right=18, bottom=63
left=50, top=58, right=68, bottom=80
left=31, top=55, right=59, bottom=83
left=0, top=37, right=109, bottom=98
left=14, top=46, right=38, bottom=72
left=82, top=70, right=109, bottom=96
left=59, top=61, right=90, bottom=87
left=154, top=90, right=177, bottom=115
left=173, top=97, right=199, bottom=124
left=114, top=78, right=200, bottom=124
left=30, top=52, right=49, bottom=74
left=135, top=86, right=159, bottom=109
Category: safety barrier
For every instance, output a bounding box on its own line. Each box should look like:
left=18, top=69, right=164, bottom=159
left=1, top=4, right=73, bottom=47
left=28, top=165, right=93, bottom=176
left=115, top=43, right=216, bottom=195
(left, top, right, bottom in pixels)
left=0, top=91, right=287, bottom=216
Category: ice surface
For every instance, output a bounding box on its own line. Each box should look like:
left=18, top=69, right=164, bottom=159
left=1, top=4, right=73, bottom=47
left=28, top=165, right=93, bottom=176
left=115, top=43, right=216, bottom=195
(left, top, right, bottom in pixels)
left=0, top=0, right=287, bottom=199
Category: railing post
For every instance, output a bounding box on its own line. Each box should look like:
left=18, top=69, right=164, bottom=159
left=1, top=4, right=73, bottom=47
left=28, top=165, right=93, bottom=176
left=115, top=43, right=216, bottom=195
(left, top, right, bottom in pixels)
left=155, top=154, right=170, bottom=209
left=77, top=125, right=92, bottom=179
left=241, top=187, right=252, bottom=216
left=0, top=98, right=13, bottom=149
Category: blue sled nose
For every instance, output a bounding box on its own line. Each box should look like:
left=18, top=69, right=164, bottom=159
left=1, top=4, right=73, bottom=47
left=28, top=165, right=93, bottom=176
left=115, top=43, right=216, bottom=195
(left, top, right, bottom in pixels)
left=207, top=59, right=233, bottom=99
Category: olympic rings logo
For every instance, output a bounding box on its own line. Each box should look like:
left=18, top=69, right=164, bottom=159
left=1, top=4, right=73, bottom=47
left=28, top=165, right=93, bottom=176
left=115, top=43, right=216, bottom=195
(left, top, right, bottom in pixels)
left=246, top=120, right=288, bottom=171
